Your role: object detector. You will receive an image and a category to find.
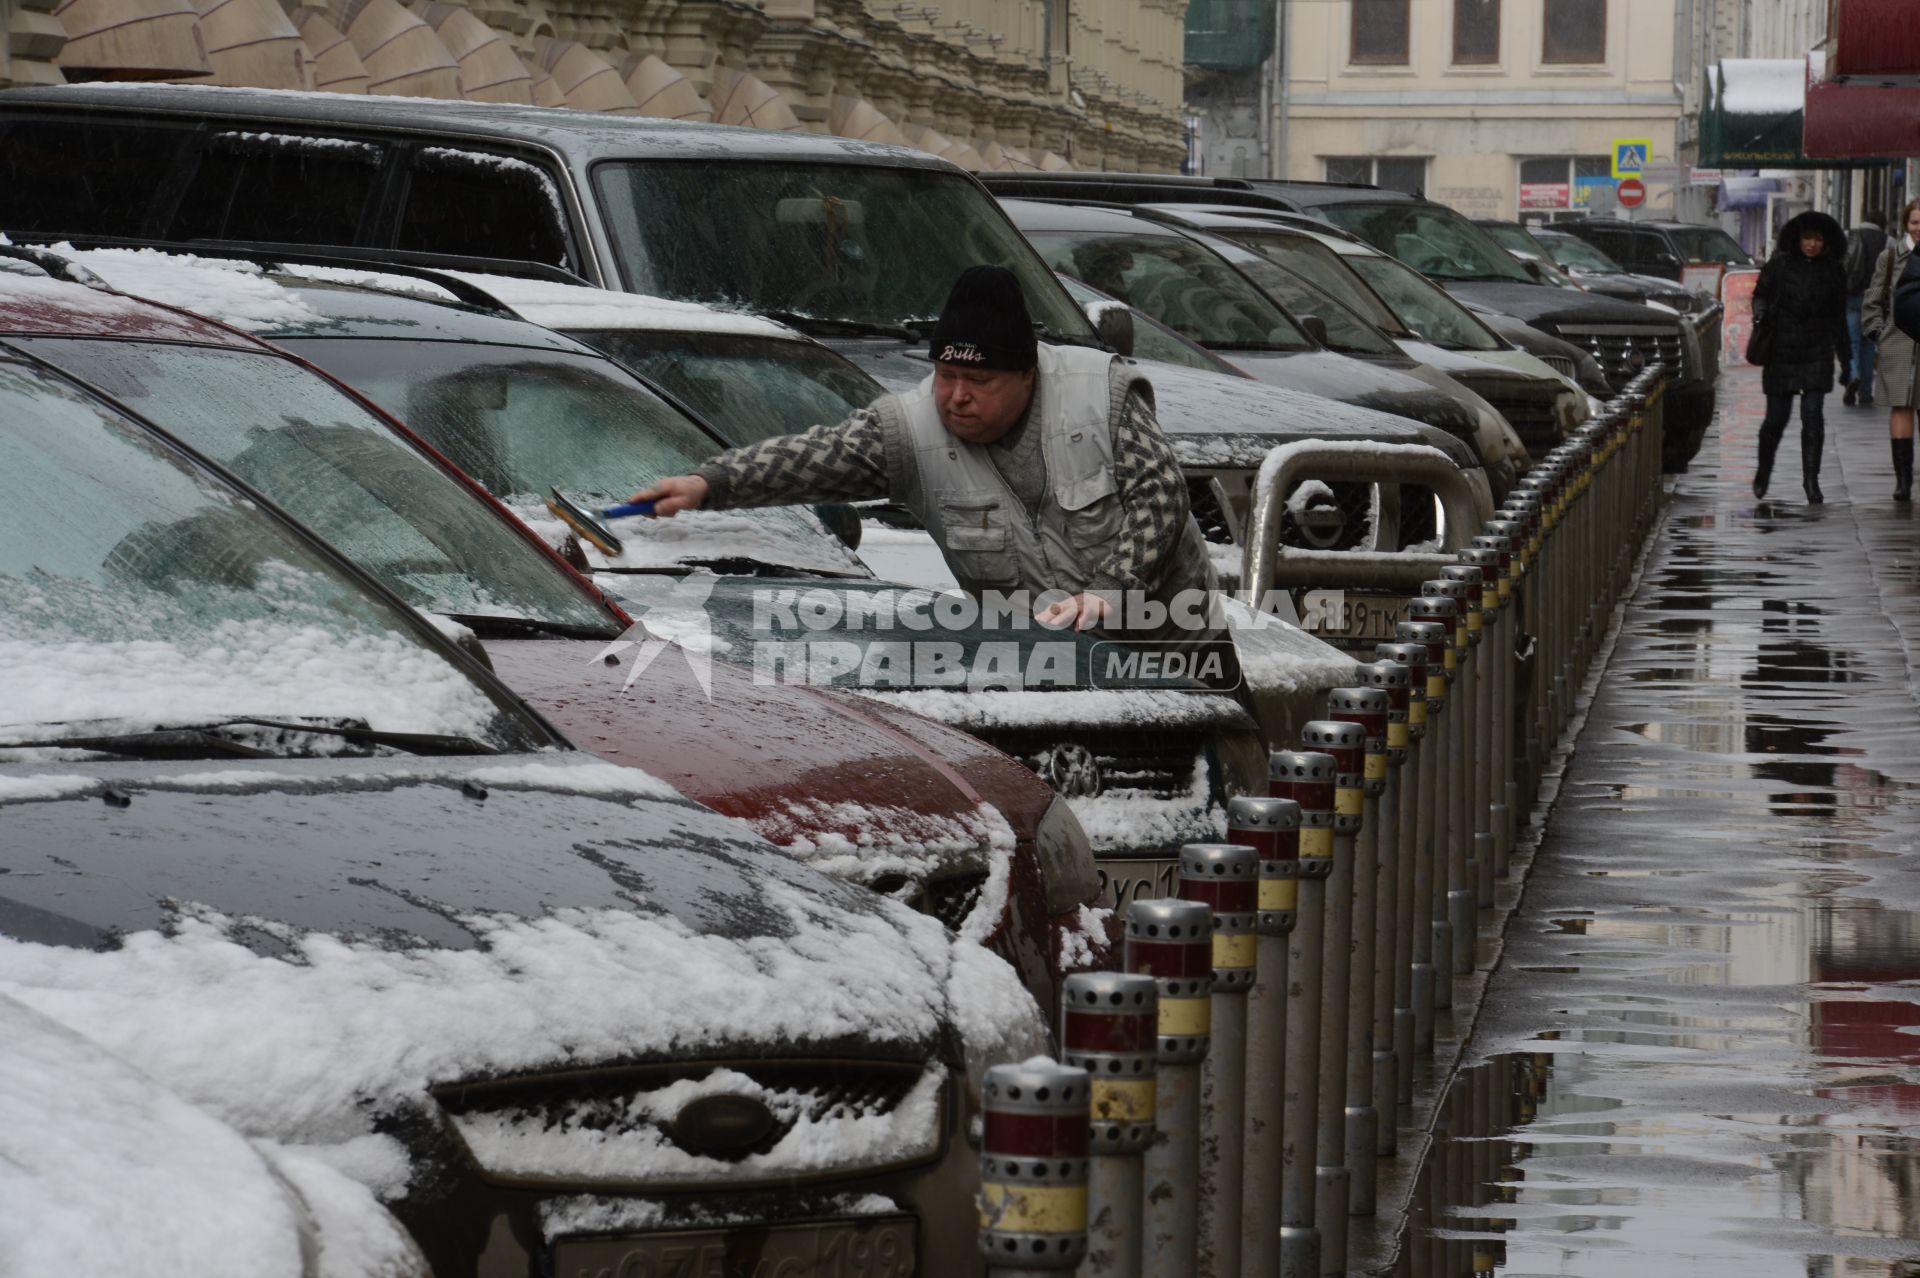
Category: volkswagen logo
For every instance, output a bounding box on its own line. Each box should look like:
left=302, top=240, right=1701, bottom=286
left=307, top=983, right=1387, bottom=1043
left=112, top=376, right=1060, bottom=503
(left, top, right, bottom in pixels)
left=1042, top=743, right=1104, bottom=798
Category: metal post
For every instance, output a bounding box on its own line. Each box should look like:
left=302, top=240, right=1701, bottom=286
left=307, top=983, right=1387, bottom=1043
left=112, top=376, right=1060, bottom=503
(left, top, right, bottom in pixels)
left=1396, top=613, right=1452, bottom=1029
left=1477, top=522, right=1522, bottom=876
left=1229, top=795, right=1301, bottom=1278
left=1299, top=717, right=1362, bottom=1273
left=1440, top=562, right=1491, bottom=914
left=1064, top=972, right=1156, bottom=1278
left=981, top=1059, right=1092, bottom=1276
left=1374, top=640, right=1428, bottom=1096
left=1419, top=576, right=1476, bottom=978
left=1268, top=748, right=1337, bottom=1278
left=1126, top=898, right=1212, bottom=1278
left=1458, top=549, right=1503, bottom=904
left=1180, top=842, right=1257, bottom=1278
left=1357, top=659, right=1409, bottom=1148
left=1326, top=685, right=1389, bottom=1215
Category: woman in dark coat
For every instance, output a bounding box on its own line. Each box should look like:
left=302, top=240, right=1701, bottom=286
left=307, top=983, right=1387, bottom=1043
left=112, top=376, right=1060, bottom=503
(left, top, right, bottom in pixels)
left=1752, top=210, right=1851, bottom=503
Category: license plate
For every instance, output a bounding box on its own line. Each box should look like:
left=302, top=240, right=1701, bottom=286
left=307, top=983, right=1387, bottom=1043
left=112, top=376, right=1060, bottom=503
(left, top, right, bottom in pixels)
left=1096, top=856, right=1182, bottom=913
left=551, top=1216, right=916, bottom=1278
left=1297, top=590, right=1406, bottom=645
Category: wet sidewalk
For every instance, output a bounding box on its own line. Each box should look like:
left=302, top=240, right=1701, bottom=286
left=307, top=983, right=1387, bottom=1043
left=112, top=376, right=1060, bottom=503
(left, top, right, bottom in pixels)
left=1395, top=366, right=1920, bottom=1276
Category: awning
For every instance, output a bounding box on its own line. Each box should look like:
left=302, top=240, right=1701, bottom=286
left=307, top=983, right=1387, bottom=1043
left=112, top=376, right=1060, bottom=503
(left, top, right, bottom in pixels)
left=532, top=38, right=640, bottom=114
left=621, top=54, right=711, bottom=122
left=1804, top=51, right=1920, bottom=159
left=707, top=66, right=801, bottom=132
left=829, top=95, right=907, bottom=146
left=55, top=0, right=212, bottom=79
left=1701, top=59, right=1809, bottom=167
left=194, top=0, right=309, bottom=90
left=1824, top=0, right=1920, bottom=86
left=292, top=6, right=368, bottom=93
left=327, top=0, right=460, bottom=99
left=412, top=2, right=531, bottom=104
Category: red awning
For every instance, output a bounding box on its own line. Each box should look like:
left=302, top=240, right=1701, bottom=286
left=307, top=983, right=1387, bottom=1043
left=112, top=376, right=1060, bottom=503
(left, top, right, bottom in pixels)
left=1804, top=56, right=1920, bottom=159
left=1825, top=0, right=1920, bottom=86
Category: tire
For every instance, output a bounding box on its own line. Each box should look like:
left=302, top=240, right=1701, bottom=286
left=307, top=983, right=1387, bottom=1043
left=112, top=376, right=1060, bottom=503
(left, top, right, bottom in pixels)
left=1662, top=384, right=1716, bottom=473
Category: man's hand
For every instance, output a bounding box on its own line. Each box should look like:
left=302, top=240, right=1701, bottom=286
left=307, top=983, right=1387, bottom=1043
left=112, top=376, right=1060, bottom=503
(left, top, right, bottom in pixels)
left=1036, top=592, right=1114, bottom=633
left=631, top=475, right=709, bottom=517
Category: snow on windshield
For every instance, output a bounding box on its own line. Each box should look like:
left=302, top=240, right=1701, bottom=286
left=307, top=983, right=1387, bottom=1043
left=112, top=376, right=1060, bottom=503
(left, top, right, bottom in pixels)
left=518, top=503, right=870, bottom=578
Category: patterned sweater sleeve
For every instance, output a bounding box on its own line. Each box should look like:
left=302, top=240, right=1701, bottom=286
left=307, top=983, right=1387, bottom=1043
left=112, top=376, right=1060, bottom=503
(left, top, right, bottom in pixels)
left=1085, top=385, right=1190, bottom=597
left=692, top=409, right=894, bottom=509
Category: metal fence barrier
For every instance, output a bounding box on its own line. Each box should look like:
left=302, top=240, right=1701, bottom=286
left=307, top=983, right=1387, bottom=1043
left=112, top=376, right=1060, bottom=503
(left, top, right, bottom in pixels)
left=976, top=368, right=1670, bottom=1278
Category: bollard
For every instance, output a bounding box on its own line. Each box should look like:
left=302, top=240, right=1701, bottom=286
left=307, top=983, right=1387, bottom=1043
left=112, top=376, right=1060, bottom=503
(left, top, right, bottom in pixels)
left=1478, top=521, right=1523, bottom=873
left=1459, top=547, right=1503, bottom=909
left=1179, top=842, right=1257, bottom=1278
left=1063, top=972, right=1156, bottom=1278
left=1374, top=640, right=1427, bottom=1099
left=981, top=1059, right=1091, bottom=1276
left=1299, top=717, right=1362, bottom=1273
left=1397, top=611, right=1452, bottom=1030
left=1356, top=659, right=1409, bottom=1151
left=1229, top=794, right=1301, bottom=1278
left=1268, top=749, right=1337, bottom=1278
left=1440, top=561, right=1492, bottom=916
left=1126, top=898, right=1211, bottom=1278
left=1326, top=686, right=1390, bottom=1216
left=1419, top=575, right=1477, bottom=982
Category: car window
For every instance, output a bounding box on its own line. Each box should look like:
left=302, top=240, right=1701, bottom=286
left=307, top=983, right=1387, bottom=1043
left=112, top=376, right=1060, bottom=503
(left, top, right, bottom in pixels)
left=574, top=330, right=881, bottom=446
left=1663, top=226, right=1753, bottom=266
left=1221, top=230, right=1407, bottom=334
left=1345, top=255, right=1502, bottom=352
left=1054, top=273, right=1241, bottom=374
left=169, top=130, right=383, bottom=247
left=0, top=356, right=544, bottom=748
left=1584, top=227, right=1631, bottom=264
left=1026, top=231, right=1310, bottom=351
left=11, top=338, right=618, bottom=637
left=1541, top=233, right=1622, bottom=273
left=1226, top=252, right=1401, bottom=356
left=1318, top=203, right=1533, bottom=283
left=0, top=117, right=192, bottom=239
left=398, top=147, right=572, bottom=269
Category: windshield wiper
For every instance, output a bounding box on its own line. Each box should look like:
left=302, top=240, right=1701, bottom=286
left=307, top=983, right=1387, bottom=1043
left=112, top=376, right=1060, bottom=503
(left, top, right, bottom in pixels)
left=762, top=311, right=918, bottom=341
left=0, top=717, right=500, bottom=760
left=444, top=614, right=623, bottom=642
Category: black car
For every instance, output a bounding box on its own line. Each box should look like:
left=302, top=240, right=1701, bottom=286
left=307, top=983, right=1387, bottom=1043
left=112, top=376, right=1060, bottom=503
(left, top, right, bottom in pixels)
left=1556, top=217, right=1754, bottom=285
left=1477, top=218, right=1712, bottom=315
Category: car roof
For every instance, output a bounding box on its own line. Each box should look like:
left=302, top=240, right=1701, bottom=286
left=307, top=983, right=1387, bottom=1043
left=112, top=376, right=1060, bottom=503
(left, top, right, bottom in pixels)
left=0, top=83, right=961, bottom=172
left=1136, top=206, right=1326, bottom=236
left=1244, top=180, right=1419, bottom=208
left=442, top=271, right=806, bottom=341
left=0, top=261, right=263, bottom=348
left=997, top=198, right=1185, bottom=237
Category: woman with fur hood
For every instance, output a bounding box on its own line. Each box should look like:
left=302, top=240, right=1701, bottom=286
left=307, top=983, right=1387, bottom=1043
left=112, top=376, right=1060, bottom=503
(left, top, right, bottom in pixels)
left=1860, top=198, right=1920, bottom=501
left=1752, top=210, right=1850, bottom=504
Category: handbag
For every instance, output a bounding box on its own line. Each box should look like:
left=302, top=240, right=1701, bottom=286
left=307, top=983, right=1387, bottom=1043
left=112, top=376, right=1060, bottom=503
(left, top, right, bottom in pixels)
left=1744, top=311, right=1775, bottom=366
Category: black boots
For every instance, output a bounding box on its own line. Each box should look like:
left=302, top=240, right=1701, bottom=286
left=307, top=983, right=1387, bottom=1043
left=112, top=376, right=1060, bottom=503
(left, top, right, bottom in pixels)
left=1754, top=418, right=1787, bottom=499
left=1895, top=436, right=1914, bottom=502
left=1802, top=423, right=1826, bottom=504
left=1844, top=379, right=1858, bottom=406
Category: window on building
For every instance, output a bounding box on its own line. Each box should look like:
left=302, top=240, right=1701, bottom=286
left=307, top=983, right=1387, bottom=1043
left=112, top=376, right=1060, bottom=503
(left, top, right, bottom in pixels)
left=1324, top=156, right=1429, bottom=197
left=1350, top=0, right=1410, bottom=64
left=1453, top=0, right=1500, bottom=64
left=1517, top=155, right=1614, bottom=214
left=1543, top=0, right=1606, bottom=63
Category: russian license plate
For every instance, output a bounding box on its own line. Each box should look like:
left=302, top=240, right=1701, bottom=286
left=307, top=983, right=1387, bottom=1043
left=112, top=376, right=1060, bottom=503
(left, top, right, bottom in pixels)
left=1096, top=856, right=1182, bottom=913
left=1298, top=590, right=1407, bottom=645
left=551, top=1216, right=916, bottom=1278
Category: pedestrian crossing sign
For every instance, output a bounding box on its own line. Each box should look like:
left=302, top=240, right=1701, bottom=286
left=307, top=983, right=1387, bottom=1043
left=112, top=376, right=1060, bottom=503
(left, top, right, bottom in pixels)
left=1612, top=139, right=1650, bottom=179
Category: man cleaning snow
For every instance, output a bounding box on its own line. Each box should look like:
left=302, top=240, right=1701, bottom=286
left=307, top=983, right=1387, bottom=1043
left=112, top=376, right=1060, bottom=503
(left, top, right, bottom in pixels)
left=632, top=266, right=1215, bottom=640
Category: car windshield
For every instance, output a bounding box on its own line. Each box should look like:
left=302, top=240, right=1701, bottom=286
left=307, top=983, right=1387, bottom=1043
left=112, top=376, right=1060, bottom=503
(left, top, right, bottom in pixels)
left=1025, top=231, right=1311, bottom=351
left=1663, top=226, right=1753, bottom=266
left=1216, top=230, right=1408, bottom=334
left=1320, top=203, right=1533, bottom=283
left=1214, top=245, right=1403, bottom=357
left=1054, top=274, right=1241, bottom=375
left=0, top=356, right=543, bottom=749
left=1344, top=255, right=1503, bottom=352
left=1540, top=233, right=1624, bottom=274
left=1478, top=222, right=1542, bottom=258
left=278, top=337, right=867, bottom=579
left=592, top=161, right=1093, bottom=341
left=570, top=329, right=882, bottom=447
left=10, top=338, right=620, bottom=639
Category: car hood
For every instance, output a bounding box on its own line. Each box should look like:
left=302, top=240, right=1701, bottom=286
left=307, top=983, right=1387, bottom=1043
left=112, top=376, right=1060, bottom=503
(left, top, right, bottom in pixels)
left=482, top=636, right=1053, bottom=889
left=1572, top=271, right=1697, bottom=306
left=1222, top=349, right=1486, bottom=447
left=1441, top=280, right=1676, bottom=331
left=0, top=753, right=1029, bottom=1149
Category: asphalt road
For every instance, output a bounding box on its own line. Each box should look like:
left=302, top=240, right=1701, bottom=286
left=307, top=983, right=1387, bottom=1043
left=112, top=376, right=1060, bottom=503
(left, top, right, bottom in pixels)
left=1394, top=364, right=1920, bottom=1277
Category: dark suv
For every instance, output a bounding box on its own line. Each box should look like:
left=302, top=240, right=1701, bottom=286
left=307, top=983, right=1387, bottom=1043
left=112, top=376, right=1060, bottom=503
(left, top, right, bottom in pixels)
left=1557, top=218, right=1754, bottom=285
left=979, top=172, right=1721, bottom=471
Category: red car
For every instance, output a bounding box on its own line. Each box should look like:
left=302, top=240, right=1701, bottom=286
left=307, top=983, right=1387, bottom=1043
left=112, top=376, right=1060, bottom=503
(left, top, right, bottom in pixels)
left=0, top=253, right=1104, bottom=1009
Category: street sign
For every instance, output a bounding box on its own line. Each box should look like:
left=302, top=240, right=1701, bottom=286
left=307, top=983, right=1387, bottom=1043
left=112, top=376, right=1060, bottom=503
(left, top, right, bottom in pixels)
left=1639, top=162, right=1681, bottom=184
left=1611, top=138, right=1651, bottom=179
left=1617, top=178, right=1647, bottom=208
left=1689, top=167, right=1725, bottom=184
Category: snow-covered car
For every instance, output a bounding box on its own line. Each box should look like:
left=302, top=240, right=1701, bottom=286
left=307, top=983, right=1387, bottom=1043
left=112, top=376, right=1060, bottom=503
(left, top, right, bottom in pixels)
left=0, top=342, right=1043, bottom=1274
left=1, top=994, right=430, bottom=1278
left=4, top=250, right=1100, bottom=1010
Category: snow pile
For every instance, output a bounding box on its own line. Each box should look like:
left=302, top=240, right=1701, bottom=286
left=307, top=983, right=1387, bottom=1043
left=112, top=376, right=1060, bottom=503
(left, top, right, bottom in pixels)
left=221, top=131, right=380, bottom=162
left=1057, top=904, right=1112, bottom=972
left=540, top=1191, right=899, bottom=1241
left=60, top=247, right=325, bottom=331
left=257, top=1145, right=429, bottom=1278
left=447, top=1064, right=945, bottom=1184
left=1065, top=754, right=1226, bottom=856
left=0, top=773, right=98, bottom=803
left=946, top=940, right=1050, bottom=1093
left=450, top=271, right=799, bottom=339
left=855, top=687, right=1254, bottom=732
left=463, top=760, right=681, bottom=801
left=1720, top=58, right=1805, bottom=115
left=1220, top=598, right=1361, bottom=698
left=756, top=798, right=1010, bottom=891
left=1285, top=478, right=1338, bottom=520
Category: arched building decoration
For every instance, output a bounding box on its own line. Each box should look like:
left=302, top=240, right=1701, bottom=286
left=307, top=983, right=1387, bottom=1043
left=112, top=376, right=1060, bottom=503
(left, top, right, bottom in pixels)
left=708, top=65, right=801, bottom=132
left=54, top=0, right=210, bottom=79
left=829, top=94, right=907, bottom=146
left=410, top=3, right=529, bottom=103
left=533, top=36, right=639, bottom=113
left=192, top=0, right=308, bottom=89
left=620, top=52, right=709, bottom=121
left=326, top=0, right=459, bottom=98
left=291, top=6, right=366, bottom=92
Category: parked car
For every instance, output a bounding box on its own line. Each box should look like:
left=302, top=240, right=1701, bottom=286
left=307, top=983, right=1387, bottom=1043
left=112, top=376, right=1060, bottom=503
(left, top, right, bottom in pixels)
left=1477, top=218, right=1710, bottom=315
left=980, top=172, right=1718, bottom=471
left=10, top=247, right=1098, bottom=1009
left=2, top=993, right=430, bottom=1278
left=0, top=325, right=1039, bottom=1274
left=1555, top=216, right=1755, bottom=286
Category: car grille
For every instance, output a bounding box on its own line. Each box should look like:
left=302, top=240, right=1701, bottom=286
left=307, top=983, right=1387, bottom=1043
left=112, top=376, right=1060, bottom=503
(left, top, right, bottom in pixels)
left=1557, top=323, right=1688, bottom=385
left=435, top=1059, right=941, bottom=1188
left=1188, top=477, right=1437, bottom=552
left=1540, top=354, right=1577, bottom=381
left=980, top=727, right=1208, bottom=800
left=1452, top=377, right=1564, bottom=454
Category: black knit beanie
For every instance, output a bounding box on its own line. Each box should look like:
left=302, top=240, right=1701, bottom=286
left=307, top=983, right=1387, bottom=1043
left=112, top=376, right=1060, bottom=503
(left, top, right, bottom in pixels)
left=929, top=265, right=1039, bottom=371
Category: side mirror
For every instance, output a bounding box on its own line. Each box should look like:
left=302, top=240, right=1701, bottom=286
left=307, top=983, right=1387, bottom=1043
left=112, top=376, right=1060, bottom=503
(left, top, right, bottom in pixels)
left=1299, top=314, right=1330, bottom=346
left=1521, top=258, right=1548, bottom=283
left=1084, top=301, right=1135, bottom=357
left=812, top=502, right=863, bottom=551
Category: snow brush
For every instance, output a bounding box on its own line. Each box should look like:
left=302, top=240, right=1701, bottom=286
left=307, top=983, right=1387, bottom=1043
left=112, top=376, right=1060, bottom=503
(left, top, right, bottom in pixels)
left=544, top=487, right=655, bottom=557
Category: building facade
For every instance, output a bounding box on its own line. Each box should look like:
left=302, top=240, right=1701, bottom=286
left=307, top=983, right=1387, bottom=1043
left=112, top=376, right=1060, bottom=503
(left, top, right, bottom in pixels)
left=1, top=0, right=1190, bottom=172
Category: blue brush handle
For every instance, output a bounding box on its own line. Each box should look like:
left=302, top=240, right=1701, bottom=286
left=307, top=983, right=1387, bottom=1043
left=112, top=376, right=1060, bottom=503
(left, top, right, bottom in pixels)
left=601, top=500, right=656, bottom=519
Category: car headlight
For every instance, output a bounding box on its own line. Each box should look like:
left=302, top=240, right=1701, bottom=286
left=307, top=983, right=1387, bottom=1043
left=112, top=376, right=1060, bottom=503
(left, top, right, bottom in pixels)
left=1035, top=795, right=1099, bottom=914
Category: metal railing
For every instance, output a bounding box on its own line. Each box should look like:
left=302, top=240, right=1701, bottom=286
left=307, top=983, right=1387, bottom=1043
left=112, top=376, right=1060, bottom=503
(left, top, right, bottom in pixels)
left=978, top=367, right=1670, bottom=1278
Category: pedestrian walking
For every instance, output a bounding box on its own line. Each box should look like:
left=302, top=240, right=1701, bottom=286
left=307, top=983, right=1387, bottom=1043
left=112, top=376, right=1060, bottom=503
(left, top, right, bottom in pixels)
left=632, top=265, right=1216, bottom=639
left=1859, top=199, right=1920, bottom=502
left=1751, top=211, right=1850, bottom=504
left=1842, top=211, right=1889, bottom=407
